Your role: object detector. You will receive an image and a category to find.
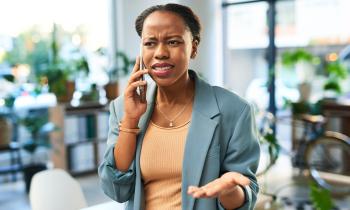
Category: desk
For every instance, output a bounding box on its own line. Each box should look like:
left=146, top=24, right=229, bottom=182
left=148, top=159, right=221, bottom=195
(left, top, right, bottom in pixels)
left=322, top=100, right=350, bottom=136
left=80, top=201, right=125, bottom=210
left=0, top=107, right=21, bottom=181
left=290, top=99, right=350, bottom=152
left=0, top=142, right=22, bottom=181
left=322, top=99, right=350, bottom=174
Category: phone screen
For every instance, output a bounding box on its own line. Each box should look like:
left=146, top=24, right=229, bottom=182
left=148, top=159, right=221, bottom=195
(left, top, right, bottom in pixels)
left=139, top=43, right=146, bottom=103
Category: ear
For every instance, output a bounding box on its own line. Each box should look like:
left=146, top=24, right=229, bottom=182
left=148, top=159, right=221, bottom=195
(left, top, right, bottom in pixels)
left=190, top=40, right=199, bottom=59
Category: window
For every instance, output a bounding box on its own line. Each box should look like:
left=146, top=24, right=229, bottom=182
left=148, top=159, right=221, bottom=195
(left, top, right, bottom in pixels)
left=0, top=0, right=109, bottom=51
left=223, top=0, right=350, bottom=109
left=225, top=0, right=350, bottom=49
left=226, top=2, right=268, bottom=49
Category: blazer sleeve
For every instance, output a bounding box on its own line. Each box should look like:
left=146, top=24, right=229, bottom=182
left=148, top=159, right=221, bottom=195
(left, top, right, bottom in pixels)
left=98, top=99, right=136, bottom=203
left=220, top=104, right=260, bottom=210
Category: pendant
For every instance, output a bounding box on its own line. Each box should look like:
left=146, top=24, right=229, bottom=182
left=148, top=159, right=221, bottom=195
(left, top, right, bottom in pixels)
left=169, top=121, right=174, bottom=127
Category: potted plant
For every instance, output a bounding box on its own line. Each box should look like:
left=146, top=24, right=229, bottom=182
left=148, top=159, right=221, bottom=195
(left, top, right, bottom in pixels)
left=3, top=24, right=76, bottom=103
left=0, top=75, right=16, bottom=146
left=37, top=24, right=76, bottom=103
left=19, top=112, right=57, bottom=193
left=104, top=50, right=135, bottom=100
left=40, top=62, right=72, bottom=102
left=323, top=60, right=348, bottom=99
left=281, top=49, right=319, bottom=102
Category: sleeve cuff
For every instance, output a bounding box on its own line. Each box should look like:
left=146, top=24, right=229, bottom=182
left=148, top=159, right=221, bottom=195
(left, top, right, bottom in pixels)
left=104, top=145, right=136, bottom=184
left=217, top=185, right=252, bottom=210
left=235, top=185, right=252, bottom=210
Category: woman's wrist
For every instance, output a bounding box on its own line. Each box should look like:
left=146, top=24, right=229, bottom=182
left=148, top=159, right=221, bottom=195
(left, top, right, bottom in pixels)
left=218, top=185, right=245, bottom=209
left=121, top=116, right=140, bottom=128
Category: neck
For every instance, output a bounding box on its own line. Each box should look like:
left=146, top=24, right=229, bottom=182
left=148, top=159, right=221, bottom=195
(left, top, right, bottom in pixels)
left=156, top=72, right=194, bottom=106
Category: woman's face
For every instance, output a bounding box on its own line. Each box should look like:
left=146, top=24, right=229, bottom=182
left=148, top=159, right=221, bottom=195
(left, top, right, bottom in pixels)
left=141, top=11, right=197, bottom=87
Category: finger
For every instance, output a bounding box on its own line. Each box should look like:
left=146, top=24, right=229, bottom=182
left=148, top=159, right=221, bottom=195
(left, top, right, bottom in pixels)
left=130, top=56, right=141, bottom=74
left=204, top=175, right=246, bottom=197
left=139, top=82, right=147, bottom=104
left=228, top=173, right=250, bottom=186
left=222, top=172, right=250, bottom=187
left=202, top=178, right=221, bottom=189
left=188, top=186, right=205, bottom=198
left=128, top=69, right=148, bottom=84
left=143, top=80, right=148, bottom=93
left=189, top=179, right=220, bottom=198
left=124, top=80, right=147, bottom=97
left=194, top=181, right=221, bottom=198
left=187, top=186, right=199, bottom=194
left=204, top=186, right=222, bottom=197
left=202, top=180, right=228, bottom=198
left=192, top=187, right=207, bottom=198
left=237, top=176, right=250, bottom=186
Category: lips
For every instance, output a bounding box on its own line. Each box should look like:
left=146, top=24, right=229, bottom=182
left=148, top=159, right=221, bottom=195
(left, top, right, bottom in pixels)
left=151, top=62, right=174, bottom=69
left=151, top=63, right=174, bottom=77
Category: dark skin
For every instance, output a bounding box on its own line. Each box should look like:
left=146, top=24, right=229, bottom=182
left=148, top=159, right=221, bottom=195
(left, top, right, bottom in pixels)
left=115, top=11, right=249, bottom=209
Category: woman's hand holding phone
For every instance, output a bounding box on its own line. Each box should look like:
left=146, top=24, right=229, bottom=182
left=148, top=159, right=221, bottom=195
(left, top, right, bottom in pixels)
left=123, top=56, right=148, bottom=126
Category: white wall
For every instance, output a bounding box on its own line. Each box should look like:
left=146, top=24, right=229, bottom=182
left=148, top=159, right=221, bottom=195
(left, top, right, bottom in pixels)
left=178, top=0, right=224, bottom=86
left=224, top=49, right=267, bottom=97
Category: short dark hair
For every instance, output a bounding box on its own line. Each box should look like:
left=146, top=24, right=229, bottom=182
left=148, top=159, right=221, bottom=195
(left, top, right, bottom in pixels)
left=135, top=3, right=201, bottom=44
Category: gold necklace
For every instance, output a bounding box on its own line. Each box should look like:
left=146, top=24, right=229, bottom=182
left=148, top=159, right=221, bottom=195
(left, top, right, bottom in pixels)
left=155, top=94, right=194, bottom=127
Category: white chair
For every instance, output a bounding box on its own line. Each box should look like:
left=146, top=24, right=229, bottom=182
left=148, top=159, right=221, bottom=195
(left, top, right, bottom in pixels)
left=29, top=168, right=87, bottom=210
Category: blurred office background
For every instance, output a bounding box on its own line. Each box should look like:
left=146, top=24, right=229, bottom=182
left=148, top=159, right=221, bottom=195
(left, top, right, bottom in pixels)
left=1, top=0, right=350, bottom=209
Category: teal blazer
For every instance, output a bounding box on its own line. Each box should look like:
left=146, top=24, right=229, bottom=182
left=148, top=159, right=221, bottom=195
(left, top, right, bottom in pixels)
left=98, top=70, right=260, bottom=210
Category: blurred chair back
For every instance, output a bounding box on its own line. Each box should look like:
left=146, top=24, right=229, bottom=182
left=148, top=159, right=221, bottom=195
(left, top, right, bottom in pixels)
left=29, top=168, right=87, bottom=210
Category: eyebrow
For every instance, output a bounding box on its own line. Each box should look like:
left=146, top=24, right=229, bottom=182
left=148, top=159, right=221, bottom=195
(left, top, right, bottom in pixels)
left=143, top=35, right=183, bottom=40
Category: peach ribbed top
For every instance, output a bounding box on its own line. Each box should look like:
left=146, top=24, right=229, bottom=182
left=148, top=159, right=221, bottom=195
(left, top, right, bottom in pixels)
left=140, top=120, right=190, bottom=210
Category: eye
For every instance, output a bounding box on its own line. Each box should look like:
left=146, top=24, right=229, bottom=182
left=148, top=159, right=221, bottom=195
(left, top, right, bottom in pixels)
left=144, top=42, right=156, bottom=47
left=168, top=40, right=180, bottom=46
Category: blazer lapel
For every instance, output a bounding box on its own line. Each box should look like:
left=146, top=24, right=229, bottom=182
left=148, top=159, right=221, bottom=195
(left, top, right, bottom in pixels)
left=134, top=80, right=157, bottom=210
left=130, top=71, right=220, bottom=210
left=182, top=70, right=220, bottom=210
left=138, top=79, right=157, bottom=131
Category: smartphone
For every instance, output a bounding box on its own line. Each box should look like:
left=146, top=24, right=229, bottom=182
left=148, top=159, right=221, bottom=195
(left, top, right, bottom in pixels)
left=139, top=43, right=146, bottom=103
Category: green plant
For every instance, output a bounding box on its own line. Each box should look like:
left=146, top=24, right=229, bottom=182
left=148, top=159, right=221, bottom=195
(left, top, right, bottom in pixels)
left=3, top=32, right=32, bottom=66
left=261, top=132, right=280, bottom=168
left=3, top=27, right=52, bottom=79
left=3, top=24, right=87, bottom=99
left=257, top=112, right=280, bottom=174
left=281, top=49, right=317, bottom=67
left=281, top=49, right=321, bottom=102
left=43, top=24, right=69, bottom=97
left=39, top=62, right=70, bottom=97
left=310, top=181, right=334, bottom=210
left=1, top=75, right=17, bottom=108
left=117, top=51, right=135, bottom=76
left=19, top=113, right=57, bottom=162
left=323, top=60, right=348, bottom=94
left=290, top=100, right=323, bottom=115
left=35, top=24, right=88, bottom=98
left=106, top=51, right=135, bottom=81
left=71, top=56, right=89, bottom=76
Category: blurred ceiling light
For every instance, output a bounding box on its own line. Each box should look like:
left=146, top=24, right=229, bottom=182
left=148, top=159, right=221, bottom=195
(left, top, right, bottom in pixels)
left=327, top=53, right=338, bottom=62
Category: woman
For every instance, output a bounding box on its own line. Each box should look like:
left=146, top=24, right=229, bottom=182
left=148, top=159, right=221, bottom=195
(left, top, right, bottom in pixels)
left=98, top=3, right=260, bottom=210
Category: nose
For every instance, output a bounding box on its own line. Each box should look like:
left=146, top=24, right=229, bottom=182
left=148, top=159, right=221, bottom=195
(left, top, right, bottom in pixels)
left=154, top=43, right=169, bottom=60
